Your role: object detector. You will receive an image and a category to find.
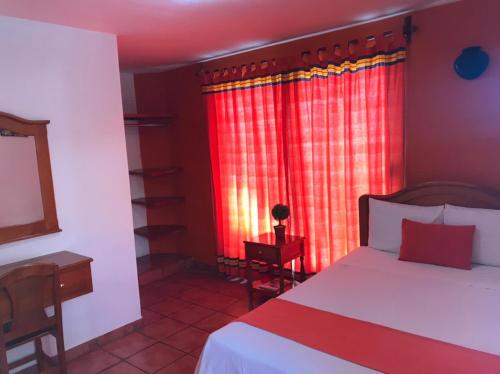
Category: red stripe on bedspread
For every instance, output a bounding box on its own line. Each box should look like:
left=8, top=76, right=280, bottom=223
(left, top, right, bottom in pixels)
left=238, top=299, right=500, bottom=373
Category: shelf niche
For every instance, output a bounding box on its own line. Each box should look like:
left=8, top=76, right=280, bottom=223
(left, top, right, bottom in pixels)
left=134, top=225, right=186, bottom=239
left=129, top=167, right=182, bottom=178
left=132, top=196, right=185, bottom=207
left=124, top=113, right=174, bottom=127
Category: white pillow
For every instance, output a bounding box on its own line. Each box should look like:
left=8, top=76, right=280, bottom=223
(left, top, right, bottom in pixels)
left=368, top=198, right=444, bottom=253
left=444, top=204, right=500, bottom=266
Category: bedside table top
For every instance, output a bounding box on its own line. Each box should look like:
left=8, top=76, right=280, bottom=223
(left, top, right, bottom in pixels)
left=244, top=232, right=304, bottom=246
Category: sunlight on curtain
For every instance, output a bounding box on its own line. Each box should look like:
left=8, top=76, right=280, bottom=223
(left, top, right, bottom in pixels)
left=207, top=79, right=287, bottom=275
left=205, top=46, right=405, bottom=274
left=284, top=54, right=405, bottom=271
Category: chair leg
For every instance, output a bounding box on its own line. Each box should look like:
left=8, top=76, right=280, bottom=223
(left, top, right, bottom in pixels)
left=0, top=331, right=8, bottom=374
left=0, top=351, right=7, bottom=374
left=35, top=337, right=46, bottom=372
left=55, top=330, right=67, bottom=374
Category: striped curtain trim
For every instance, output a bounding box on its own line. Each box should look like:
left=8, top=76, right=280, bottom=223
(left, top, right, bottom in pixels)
left=202, top=48, right=406, bottom=94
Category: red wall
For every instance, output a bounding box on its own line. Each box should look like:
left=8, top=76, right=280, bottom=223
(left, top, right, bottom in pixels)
left=135, top=65, right=216, bottom=263
left=135, top=0, right=500, bottom=264
left=406, top=0, right=500, bottom=186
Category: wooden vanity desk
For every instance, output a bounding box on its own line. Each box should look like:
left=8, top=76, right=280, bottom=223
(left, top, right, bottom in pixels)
left=0, top=251, right=93, bottom=318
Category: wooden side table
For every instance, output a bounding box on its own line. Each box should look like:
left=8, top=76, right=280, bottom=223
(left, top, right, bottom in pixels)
left=244, top=233, right=305, bottom=310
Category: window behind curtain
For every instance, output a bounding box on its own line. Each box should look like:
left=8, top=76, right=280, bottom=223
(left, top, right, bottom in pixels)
left=204, top=43, right=406, bottom=274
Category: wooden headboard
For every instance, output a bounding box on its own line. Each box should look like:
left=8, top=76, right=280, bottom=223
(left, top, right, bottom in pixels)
left=359, top=182, right=500, bottom=246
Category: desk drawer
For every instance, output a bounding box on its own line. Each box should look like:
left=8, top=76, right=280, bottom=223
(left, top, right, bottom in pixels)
left=59, top=262, right=93, bottom=301
left=281, top=242, right=303, bottom=264
left=245, top=243, right=278, bottom=264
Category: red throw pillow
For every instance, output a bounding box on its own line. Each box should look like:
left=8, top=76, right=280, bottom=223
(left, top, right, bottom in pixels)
left=399, top=219, right=475, bottom=270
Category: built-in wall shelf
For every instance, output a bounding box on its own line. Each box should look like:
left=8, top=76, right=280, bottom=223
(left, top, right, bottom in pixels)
left=124, top=113, right=174, bottom=127
left=134, top=225, right=186, bottom=239
left=125, top=112, right=185, bottom=256
left=129, top=167, right=182, bottom=178
left=132, top=196, right=185, bottom=207
left=137, top=253, right=190, bottom=286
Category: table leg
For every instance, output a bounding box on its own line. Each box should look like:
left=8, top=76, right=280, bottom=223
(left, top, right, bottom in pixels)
left=300, top=240, right=306, bottom=282
left=246, top=260, right=254, bottom=310
left=279, top=265, right=285, bottom=294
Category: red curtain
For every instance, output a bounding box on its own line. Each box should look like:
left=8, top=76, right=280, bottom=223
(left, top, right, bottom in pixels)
left=205, top=44, right=406, bottom=274
left=206, top=68, right=288, bottom=275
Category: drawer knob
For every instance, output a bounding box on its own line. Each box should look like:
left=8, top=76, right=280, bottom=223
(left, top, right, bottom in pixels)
left=258, top=250, right=263, bottom=254
left=60, top=283, right=65, bottom=288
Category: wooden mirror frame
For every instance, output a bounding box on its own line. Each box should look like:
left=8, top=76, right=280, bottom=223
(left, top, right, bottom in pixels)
left=0, top=112, right=60, bottom=245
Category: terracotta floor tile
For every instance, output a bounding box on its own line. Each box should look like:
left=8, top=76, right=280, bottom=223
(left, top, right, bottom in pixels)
left=217, top=284, right=248, bottom=299
left=176, top=274, right=218, bottom=287
left=126, top=343, right=184, bottom=373
left=100, top=361, right=146, bottom=374
left=102, top=332, right=156, bottom=359
left=168, top=304, right=215, bottom=325
left=148, top=297, right=190, bottom=316
left=150, top=279, right=194, bottom=296
left=180, top=288, right=238, bottom=311
left=156, top=355, right=198, bottom=374
left=163, top=326, right=209, bottom=353
left=193, top=312, right=234, bottom=332
left=163, top=273, right=194, bottom=283
left=190, top=346, right=204, bottom=358
left=141, top=308, right=164, bottom=326
left=138, top=268, right=163, bottom=287
left=196, top=293, right=239, bottom=311
left=222, top=299, right=249, bottom=317
left=178, top=288, right=210, bottom=302
left=140, top=286, right=170, bottom=308
left=140, top=317, right=188, bottom=340
left=197, top=278, right=233, bottom=293
left=67, top=349, right=120, bottom=374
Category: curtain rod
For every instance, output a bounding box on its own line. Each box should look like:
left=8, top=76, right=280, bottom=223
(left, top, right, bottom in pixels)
left=403, top=16, right=418, bottom=44
left=198, top=5, right=426, bottom=65
left=199, top=21, right=413, bottom=78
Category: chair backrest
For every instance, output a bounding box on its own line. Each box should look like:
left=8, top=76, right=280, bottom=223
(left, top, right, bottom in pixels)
left=0, top=263, right=61, bottom=344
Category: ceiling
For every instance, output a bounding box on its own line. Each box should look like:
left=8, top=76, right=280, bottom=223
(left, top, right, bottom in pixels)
left=0, top=0, right=451, bottom=70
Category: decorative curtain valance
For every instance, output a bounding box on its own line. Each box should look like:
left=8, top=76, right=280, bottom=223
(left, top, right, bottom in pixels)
left=201, top=31, right=407, bottom=92
left=203, top=28, right=407, bottom=276
left=202, top=47, right=406, bottom=95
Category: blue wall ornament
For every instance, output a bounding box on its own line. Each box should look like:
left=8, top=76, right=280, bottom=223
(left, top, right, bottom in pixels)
left=454, top=46, right=490, bottom=80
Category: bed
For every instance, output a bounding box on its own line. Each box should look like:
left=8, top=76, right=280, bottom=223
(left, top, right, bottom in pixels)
left=196, top=182, right=500, bottom=373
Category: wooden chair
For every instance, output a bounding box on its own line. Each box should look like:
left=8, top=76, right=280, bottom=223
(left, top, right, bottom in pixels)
left=0, top=263, right=67, bottom=373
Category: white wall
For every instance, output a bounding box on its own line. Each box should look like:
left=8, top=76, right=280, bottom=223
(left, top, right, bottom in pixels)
left=120, top=73, right=150, bottom=258
left=0, top=16, right=141, bottom=351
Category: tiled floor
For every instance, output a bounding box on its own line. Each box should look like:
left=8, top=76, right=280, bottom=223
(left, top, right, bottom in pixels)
left=66, top=271, right=250, bottom=374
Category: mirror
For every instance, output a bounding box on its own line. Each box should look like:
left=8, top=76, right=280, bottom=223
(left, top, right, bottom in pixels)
left=0, top=113, right=60, bottom=245
left=0, top=133, right=44, bottom=227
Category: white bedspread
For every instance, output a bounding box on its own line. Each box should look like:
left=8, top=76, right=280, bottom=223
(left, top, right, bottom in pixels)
left=196, top=247, right=500, bottom=373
